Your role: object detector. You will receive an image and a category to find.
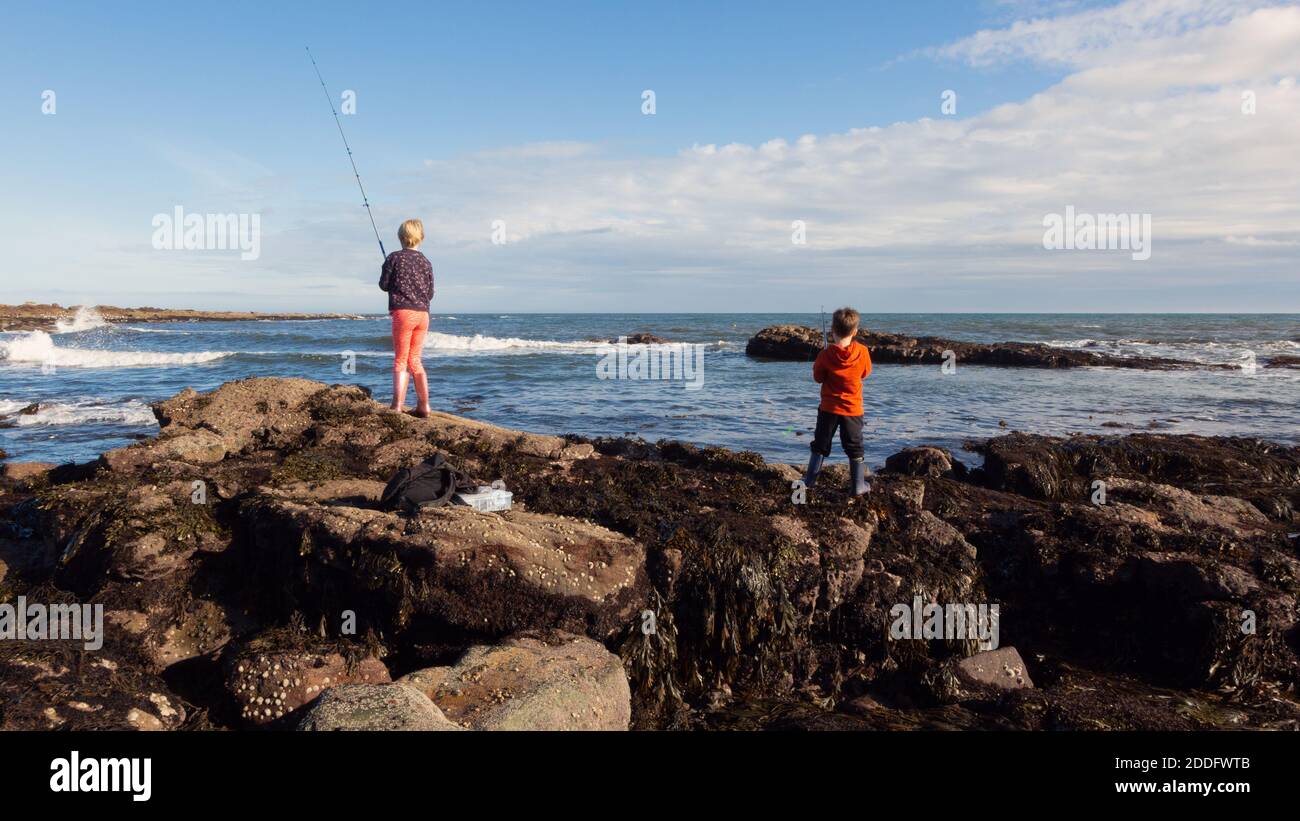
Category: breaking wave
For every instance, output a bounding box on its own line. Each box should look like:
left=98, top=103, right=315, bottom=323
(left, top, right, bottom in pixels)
left=420, top=331, right=609, bottom=353
left=53, top=306, right=110, bottom=334
left=0, top=398, right=157, bottom=427
left=0, top=331, right=230, bottom=368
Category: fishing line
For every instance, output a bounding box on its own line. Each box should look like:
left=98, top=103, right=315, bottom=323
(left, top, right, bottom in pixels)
left=306, top=46, right=386, bottom=258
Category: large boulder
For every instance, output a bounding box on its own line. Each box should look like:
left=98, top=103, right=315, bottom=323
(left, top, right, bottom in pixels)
left=399, top=632, right=631, bottom=730
left=295, top=683, right=462, bottom=731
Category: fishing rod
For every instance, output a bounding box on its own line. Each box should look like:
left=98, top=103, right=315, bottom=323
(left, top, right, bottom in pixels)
left=306, top=46, right=386, bottom=259
left=811, top=305, right=826, bottom=362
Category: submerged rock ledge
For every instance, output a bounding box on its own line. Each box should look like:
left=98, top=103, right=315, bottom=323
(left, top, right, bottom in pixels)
left=1, top=377, right=1297, bottom=730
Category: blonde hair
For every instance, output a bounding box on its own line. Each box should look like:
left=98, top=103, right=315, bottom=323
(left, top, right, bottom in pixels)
left=398, top=219, right=424, bottom=249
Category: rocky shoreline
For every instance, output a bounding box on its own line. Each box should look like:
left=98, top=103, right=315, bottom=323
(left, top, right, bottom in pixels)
left=0, top=303, right=360, bottom=332
left=1, top=378, right=1297, bottom=730
left=745, top=324, right=1296, bottom=370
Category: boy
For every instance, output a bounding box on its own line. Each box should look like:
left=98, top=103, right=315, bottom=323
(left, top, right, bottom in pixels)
left=804, top=307, right=873, bottom=495
left=379, top=219, right=435, bottom=417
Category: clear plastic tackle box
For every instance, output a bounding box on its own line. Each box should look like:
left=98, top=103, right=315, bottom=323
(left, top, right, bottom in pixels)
left=453, top=485, right=513, bottom=513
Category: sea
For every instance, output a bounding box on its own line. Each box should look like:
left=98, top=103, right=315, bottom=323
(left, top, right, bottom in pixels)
left=1, top=309, right=1297, bottom=468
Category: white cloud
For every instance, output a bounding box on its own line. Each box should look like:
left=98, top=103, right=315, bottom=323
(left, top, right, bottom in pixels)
left=932, top=0, right=1278, bottom=68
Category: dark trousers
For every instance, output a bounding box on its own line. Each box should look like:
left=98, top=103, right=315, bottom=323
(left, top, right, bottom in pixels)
left=811, top=409, right=864, bottom=460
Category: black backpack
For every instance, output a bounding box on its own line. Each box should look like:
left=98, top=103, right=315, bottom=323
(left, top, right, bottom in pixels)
left=379, top=454, right=475, bottom=514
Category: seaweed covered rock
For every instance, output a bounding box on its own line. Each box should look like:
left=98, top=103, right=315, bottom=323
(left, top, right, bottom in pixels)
left=399, top=631, right=631, bottom=730
left=41, top=478, right=229, bottom=590
left=6, top=377, right=1300, bottom=732
left=884, top=446, right=963, bottom=479
left=243, top=480, right=649, bottom=642
left=925, top=435, right=1300, bottom=691
left=0, top=642, right=187, bottom=730
left=969, top=432, right=1300, bottom=522
left=295, top=683, right=462, bottom=731
left=744, top=324, right=824, bottom=360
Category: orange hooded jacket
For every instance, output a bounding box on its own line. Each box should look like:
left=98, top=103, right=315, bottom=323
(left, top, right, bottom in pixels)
left=813, top=340, right=872, bottom=416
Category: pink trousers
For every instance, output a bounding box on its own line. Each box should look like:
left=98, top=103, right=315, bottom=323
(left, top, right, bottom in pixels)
left=391, top=309, right=429, bottom=375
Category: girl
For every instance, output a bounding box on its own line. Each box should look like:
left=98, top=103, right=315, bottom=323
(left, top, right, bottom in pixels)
left=378, top=219, right=434, bottom=416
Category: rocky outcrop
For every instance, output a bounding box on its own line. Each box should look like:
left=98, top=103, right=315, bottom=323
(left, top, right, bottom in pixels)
left=3, top=378, right=1298, bottom=732
left=744, top=325, right=824, bottom=360
left=745, top=324, right=1224, bottom=369
left=0, top=302, right=356, bottom=333
left=593, top=333, right=670, bottom=345
left=399, top=632, right=631, bottom=730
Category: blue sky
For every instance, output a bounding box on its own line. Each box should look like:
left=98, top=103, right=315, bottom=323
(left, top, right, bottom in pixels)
left=1, top=0, right=1297, bottom=312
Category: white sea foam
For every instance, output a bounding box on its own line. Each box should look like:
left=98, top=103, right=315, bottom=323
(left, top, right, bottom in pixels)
left=0, top=398, right=157, bottom=427
left=1044, top=337, right=1298, bottom=366
left=122, top=326, right=189, bottom=334
left=0, top=331, right=230, bottom=368
left=420, top=331, right=608, bottom=353
left=54, top=306, right=110, bottom=334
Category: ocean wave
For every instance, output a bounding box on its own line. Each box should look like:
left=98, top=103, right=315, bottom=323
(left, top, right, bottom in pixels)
left=54, top=306, right=110, bottom=334
left=420, top=331, right=609, bottom=353
left=0, top=331, right=230, bottom=368
left=0, top=398, right=157, bottom=428
left=239, top=332, right=715, bottom=358
left=1044, top=337, right=1298, bottom=365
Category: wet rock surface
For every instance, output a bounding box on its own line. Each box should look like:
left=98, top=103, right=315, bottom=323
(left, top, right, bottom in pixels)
left=1, top=377, right=1297, bottom=731
left=745, top=324, right=1227, bottom=370
left=399, top=631, right=631, bottom=730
